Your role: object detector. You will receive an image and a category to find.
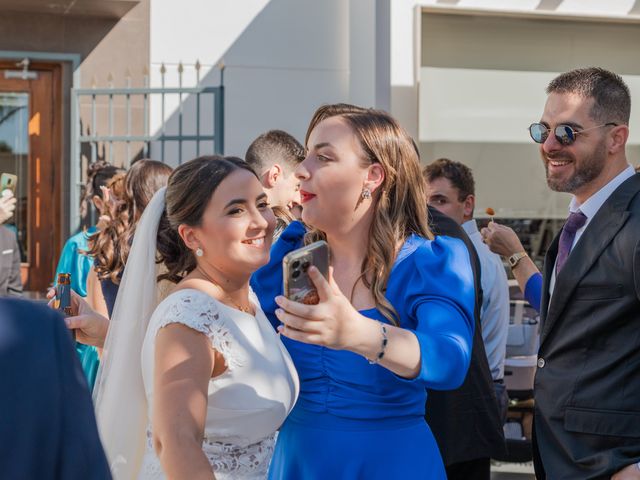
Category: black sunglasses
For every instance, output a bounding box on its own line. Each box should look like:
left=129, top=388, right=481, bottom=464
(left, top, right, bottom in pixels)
left=529, top=122, right=618, bottom=145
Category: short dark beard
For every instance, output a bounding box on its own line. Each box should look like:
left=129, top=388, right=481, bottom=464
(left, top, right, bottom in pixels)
left=545, top=140, right=607, bottom=193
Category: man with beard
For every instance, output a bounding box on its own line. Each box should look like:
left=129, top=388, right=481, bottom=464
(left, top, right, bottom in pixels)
left=485, top=67, right=640, bottom=479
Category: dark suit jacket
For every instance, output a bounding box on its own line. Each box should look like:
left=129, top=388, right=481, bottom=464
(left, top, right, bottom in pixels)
left=534, top=173, right=640, bottom=479
left=0, top=226, right=22, bottom=296
left=425, top=206, right=506, bottom=464
left=0, top=299, right=111, bottom=479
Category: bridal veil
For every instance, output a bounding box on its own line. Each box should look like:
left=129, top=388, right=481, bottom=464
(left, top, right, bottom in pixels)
left=93, top=187, right=167, bottom=479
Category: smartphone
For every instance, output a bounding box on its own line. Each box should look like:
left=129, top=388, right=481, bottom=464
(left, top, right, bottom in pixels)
left=0, top=173, right=17, bottom=196
left=283, top=241, right=330, bottom=305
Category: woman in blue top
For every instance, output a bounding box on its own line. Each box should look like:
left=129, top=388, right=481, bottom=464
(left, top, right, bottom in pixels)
left=251, top=105, right=476, bottom=479
left=55, top=161, right=123, bottom=390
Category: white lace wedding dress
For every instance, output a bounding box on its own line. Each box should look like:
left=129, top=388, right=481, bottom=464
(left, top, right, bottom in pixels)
left=138, top=288, right=299, bottom=479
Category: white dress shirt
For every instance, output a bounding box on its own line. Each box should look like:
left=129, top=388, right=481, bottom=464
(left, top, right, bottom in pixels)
left=463, top=219, right=511, bottom=380
left=550, top=165, right=636, bottom=296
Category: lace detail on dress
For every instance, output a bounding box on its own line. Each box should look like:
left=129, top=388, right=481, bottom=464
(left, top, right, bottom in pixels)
left=141, top=428, right=275, bottom=479
left=203, top=435, right=274, bottom=477
left=155, top=292, right=244, bottom=370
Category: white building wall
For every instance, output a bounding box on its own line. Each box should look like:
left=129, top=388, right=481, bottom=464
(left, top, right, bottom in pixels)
left=149, top=0, right=382, bottom=161
left=389, top=0, right=640, bottom=138
left=148, top=0, right=640, bottom=185
left=378, top=1, right=640, bottom=221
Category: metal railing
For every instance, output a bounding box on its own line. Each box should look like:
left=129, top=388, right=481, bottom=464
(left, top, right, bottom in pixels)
left=70, top=62, right=224, bottom=232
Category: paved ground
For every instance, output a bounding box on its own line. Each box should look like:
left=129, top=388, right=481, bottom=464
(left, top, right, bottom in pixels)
left=491, top=461, right=535, bottom=480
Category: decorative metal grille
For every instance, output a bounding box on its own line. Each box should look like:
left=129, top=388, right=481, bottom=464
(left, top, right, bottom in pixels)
left=70, top=62, right=224, bottom=231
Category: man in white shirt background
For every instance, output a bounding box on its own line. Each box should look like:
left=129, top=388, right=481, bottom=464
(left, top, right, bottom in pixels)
left=424, top=158, right=510, bottom=425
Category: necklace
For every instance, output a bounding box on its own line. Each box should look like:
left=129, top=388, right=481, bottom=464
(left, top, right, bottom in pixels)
left=196, top=266, right=253, bottom=314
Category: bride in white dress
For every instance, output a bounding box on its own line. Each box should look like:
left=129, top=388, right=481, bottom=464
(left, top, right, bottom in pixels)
left=93, top=156, right=298, bottom=479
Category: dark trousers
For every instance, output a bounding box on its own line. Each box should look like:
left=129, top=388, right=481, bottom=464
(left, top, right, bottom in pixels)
left=445, top=457, right=490, bottom=480
left=494, top=379, right=509, bottom=425
left=532, top=418, right=546, bottom=480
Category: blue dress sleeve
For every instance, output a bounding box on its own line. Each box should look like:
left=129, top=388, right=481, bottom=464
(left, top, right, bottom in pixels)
left=251, top=221, right=306, bottom=329
left=400, top=236, right=475, bottom=391
left=54, top=230, right=95, bottom=298
left=524, top=272, right=542, bottom=313
left=54, top=239, right=77, bottom=281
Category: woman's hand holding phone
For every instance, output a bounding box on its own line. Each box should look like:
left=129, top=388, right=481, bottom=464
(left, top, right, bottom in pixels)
left=275, top=266, right=374, bottom=352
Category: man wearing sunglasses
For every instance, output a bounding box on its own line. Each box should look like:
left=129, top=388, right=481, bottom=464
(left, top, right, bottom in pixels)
left=520, top=67, right=640, bottom=480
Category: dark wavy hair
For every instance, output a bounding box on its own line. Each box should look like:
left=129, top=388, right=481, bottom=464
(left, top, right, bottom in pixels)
left=79, top=161, right=124, bottom=219
left=422, top=158, right=475, bottom=201
left=156, top=155, right=259, bottom=283
left=89, top=159, right=172, bottom=284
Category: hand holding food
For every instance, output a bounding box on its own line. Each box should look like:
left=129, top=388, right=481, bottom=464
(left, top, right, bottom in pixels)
left=480, top=221, right=525, bottom=257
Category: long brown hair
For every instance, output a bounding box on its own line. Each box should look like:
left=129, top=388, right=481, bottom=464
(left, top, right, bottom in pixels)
left=156, top=156, right=259, bottom=284
left=305, top=105, right=432, bottom=325
left=89, top=159, right=173, bottom=284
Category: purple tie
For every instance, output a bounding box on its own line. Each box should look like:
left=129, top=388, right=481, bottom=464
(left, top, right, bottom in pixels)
left=556, top=210, right=587, bottom=275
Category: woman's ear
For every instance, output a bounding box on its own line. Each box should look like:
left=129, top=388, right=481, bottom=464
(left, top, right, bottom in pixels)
left=366, top=163, right=385, bottom=193
left=177, top=224, right=200, bottom=252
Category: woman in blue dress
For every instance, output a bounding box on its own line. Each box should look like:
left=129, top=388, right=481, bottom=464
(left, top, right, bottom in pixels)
left=251, top=105, right=476, bottom=479
left=54, top=161, right=123, bottom=390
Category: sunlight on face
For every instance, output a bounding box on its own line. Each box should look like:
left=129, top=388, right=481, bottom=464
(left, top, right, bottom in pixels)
left=272, top=169, right=301, bottom=211
left=196, top=169, right=276, bottom=276
left=540, top=93, right=608, bottom=195
left=425, top=177, right=466, bottom=225
left=296, top=117, right=370, bottom=234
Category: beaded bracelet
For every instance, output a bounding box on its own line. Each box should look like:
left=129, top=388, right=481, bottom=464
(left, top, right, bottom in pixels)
left=367, top=321, right=388, bottom=365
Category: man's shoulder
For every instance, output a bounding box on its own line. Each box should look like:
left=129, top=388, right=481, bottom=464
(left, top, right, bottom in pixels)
left=428, top=206, right=465, bottom=238
left=630, top=179, right=640, bottom=212
left=0, top=225, right=18, bottom=247
left=621, top=179, right=640, bottom=231
left=615, top=171, right=640, bottom=209
left=65, top=229, right=94, bottom=249
left=587, top=173, right=640, bottom=238
left=0, top=299, right=60, bottom=337
left=0, top=225, right=13, bottom=238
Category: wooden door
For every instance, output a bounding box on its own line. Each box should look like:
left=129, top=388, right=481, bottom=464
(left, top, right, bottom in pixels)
left=0, top=61, right=62, bottom=293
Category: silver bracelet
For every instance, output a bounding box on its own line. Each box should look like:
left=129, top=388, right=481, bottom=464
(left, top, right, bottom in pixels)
left=367, top=321, right=388, bottom=365
left=636, top=461, right=640, bottom=472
